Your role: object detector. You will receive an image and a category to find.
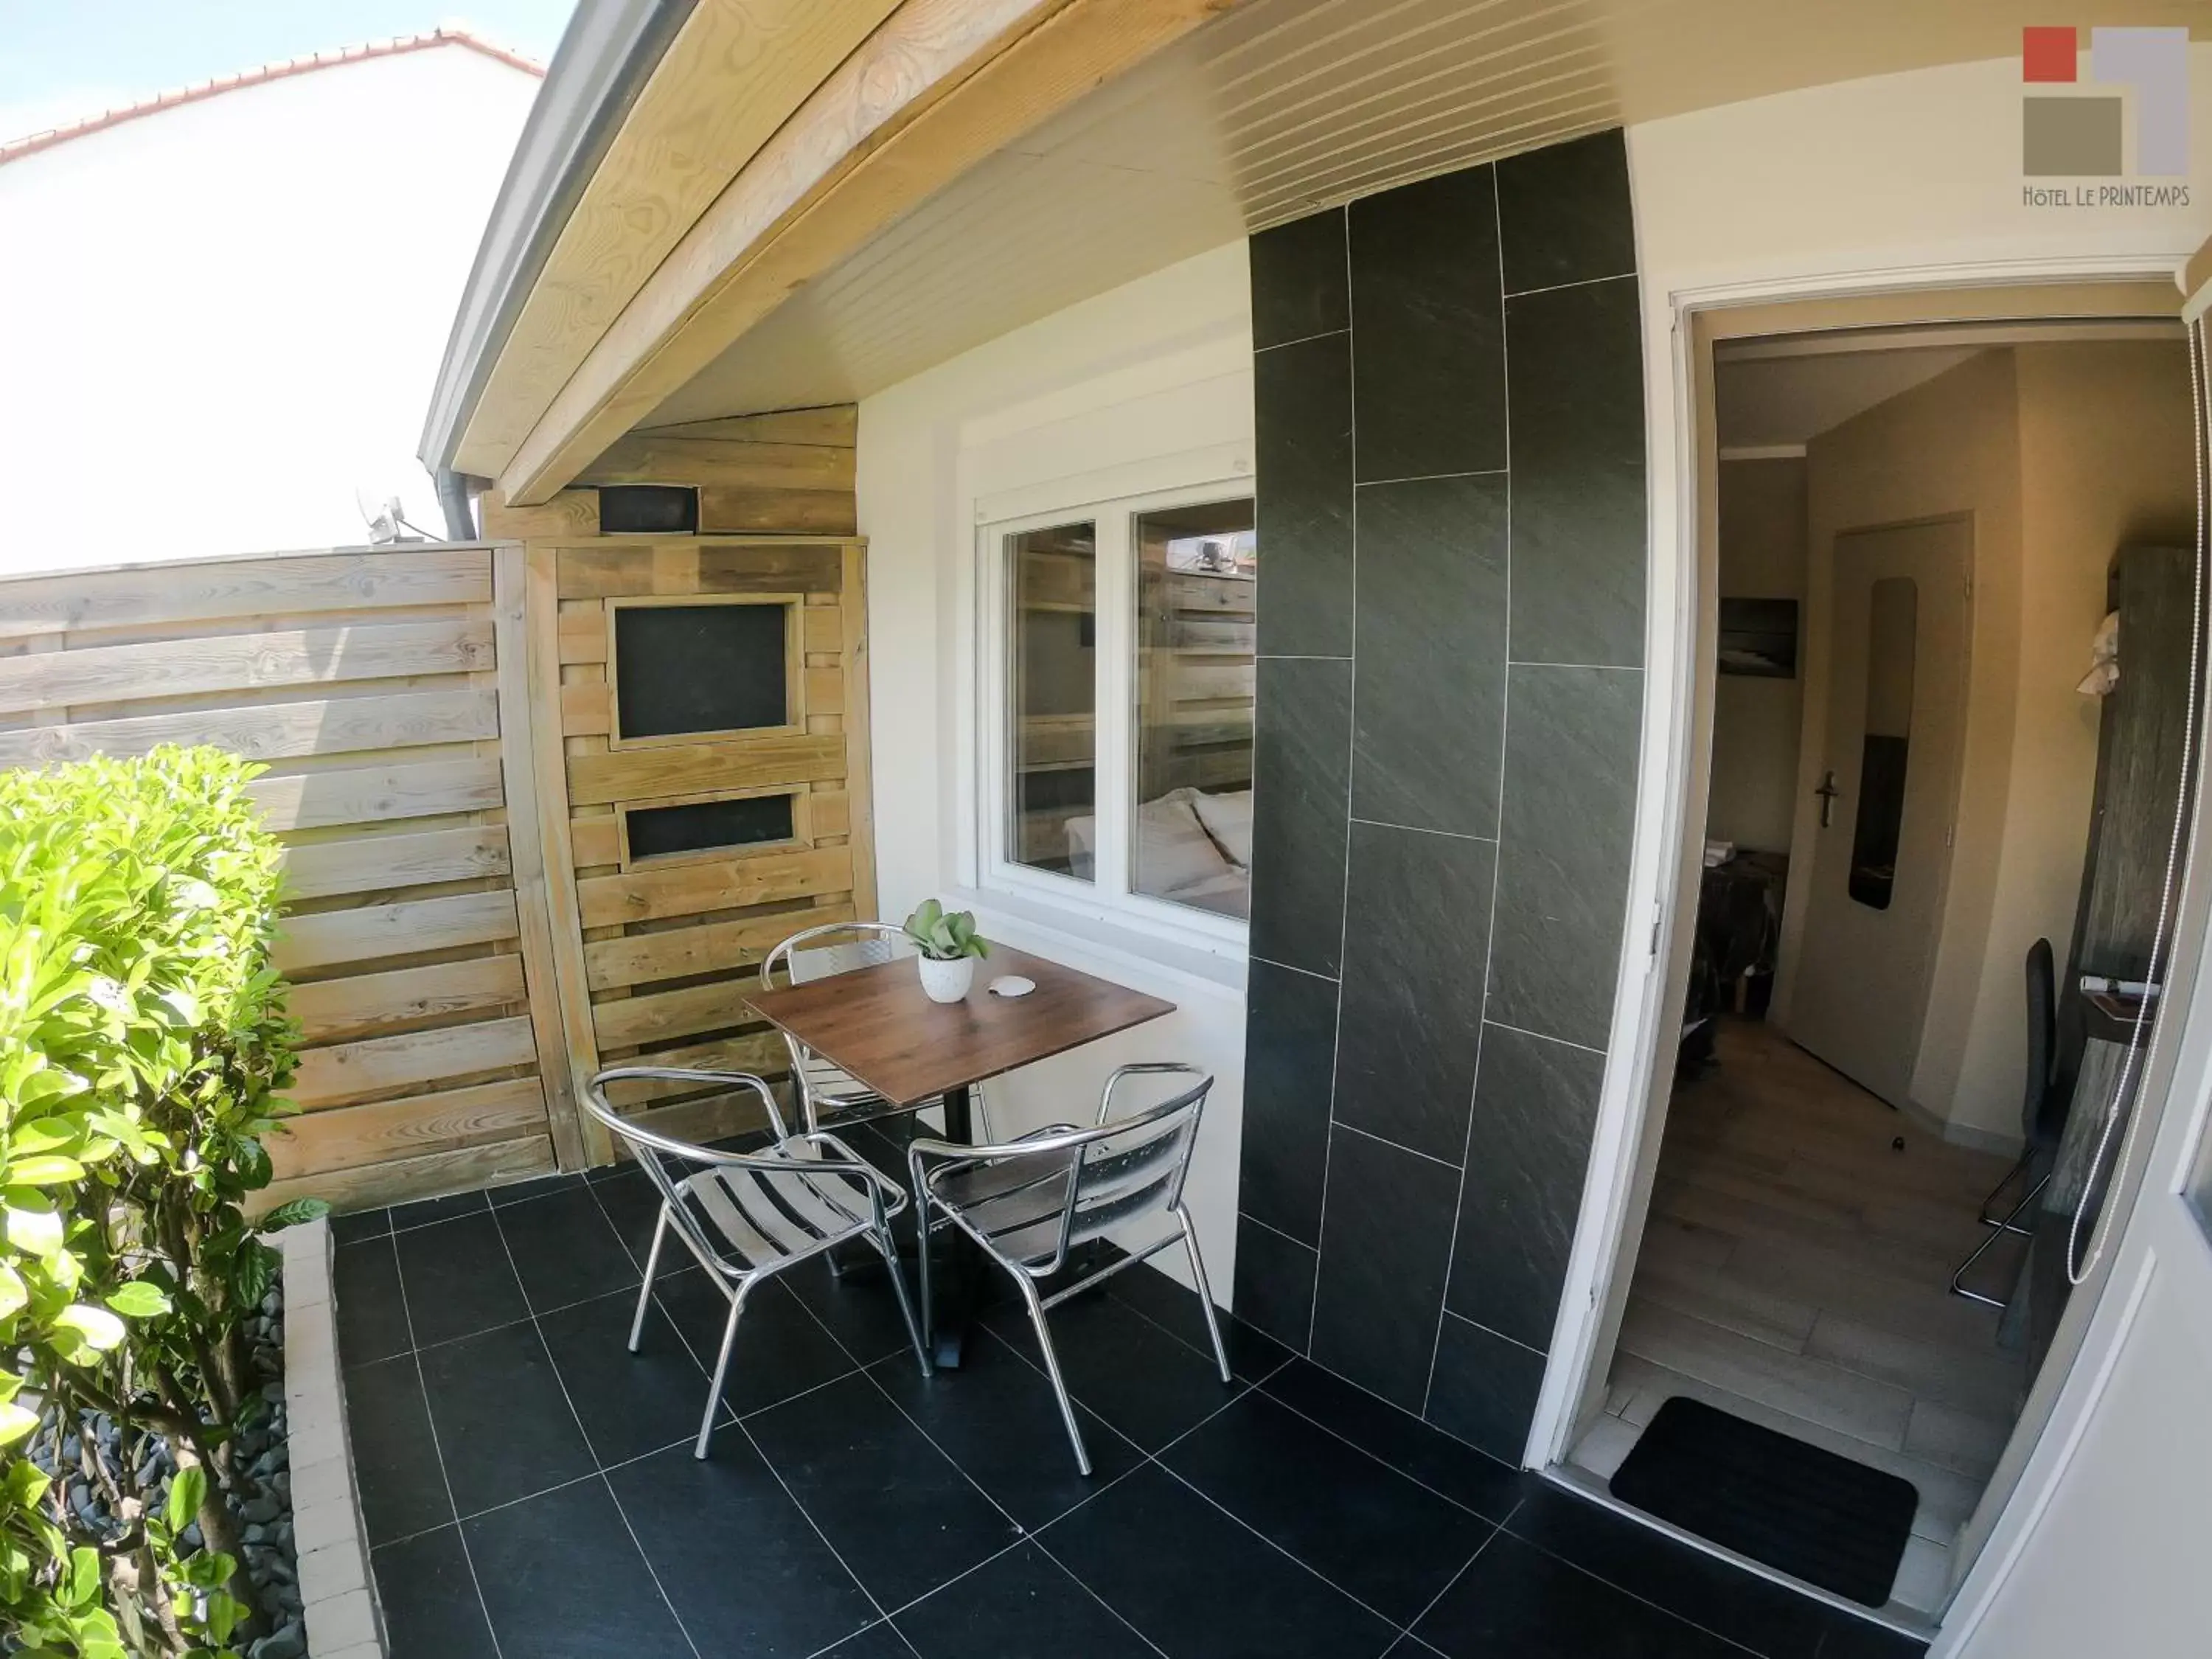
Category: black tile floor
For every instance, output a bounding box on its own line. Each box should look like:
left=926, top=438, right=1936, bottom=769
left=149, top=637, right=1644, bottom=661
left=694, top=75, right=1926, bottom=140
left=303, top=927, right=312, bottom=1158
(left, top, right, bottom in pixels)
left=333, top=1123, right=1930, bottom=1659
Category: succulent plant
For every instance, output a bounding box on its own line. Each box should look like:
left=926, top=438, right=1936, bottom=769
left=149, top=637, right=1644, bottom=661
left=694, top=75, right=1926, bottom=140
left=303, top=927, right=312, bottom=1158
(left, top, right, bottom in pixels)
left=902, top=897, right=990, bottom=962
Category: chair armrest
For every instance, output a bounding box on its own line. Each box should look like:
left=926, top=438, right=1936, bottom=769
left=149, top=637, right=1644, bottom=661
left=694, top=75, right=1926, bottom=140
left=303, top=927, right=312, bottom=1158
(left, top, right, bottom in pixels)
left=585, top=1065, right=793, bottom=1141
left=905, top=1124, right=1096, bottom=1213
left=907, top=1123, right=1088, bottom=1164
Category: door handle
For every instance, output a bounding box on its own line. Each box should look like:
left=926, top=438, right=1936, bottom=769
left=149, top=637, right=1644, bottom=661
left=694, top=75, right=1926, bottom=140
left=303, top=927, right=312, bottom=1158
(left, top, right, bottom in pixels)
left=1814, top=770, right=1840, bottom=829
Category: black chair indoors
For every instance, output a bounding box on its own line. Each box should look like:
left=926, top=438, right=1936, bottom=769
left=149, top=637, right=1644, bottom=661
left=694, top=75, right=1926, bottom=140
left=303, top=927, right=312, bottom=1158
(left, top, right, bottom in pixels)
left=1950, top=937, right=2069, bottom=1307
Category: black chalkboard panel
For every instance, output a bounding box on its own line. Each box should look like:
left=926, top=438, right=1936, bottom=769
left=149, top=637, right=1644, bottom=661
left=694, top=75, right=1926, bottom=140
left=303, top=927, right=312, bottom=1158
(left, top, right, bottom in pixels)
left=613, top=602, right=790, bottom=740
left=626, top=793, right=796, bottom=860
left=599, top=484, right=698, bottom=534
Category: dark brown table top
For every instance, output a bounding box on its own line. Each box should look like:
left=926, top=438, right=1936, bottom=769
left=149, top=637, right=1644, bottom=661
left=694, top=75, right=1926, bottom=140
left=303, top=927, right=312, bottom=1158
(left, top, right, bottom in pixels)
left=743, top=943, right=1175, bottom=1107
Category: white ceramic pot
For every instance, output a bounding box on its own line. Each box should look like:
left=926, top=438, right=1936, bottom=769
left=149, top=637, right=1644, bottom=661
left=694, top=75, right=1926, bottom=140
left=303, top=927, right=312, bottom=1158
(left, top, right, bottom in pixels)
left=917, top=954, right=975, bottom=1004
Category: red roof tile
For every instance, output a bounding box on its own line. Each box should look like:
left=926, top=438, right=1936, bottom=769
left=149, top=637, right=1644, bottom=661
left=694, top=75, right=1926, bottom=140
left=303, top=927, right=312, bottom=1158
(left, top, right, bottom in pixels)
left=0, top=27, right=546, bottom=167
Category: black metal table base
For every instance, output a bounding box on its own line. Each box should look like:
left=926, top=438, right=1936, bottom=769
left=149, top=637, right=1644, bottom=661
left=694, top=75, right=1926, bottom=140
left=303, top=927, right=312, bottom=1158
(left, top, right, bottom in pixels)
left=925, top=1082, right=981, bottom=1368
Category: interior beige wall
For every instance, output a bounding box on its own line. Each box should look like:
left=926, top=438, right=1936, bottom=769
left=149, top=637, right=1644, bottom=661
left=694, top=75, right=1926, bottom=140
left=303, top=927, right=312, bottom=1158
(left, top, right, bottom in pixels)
left=1775, top=349, right=2024, bottom=1143
left=1708, top=456, right=1809, bottom=854
left=1943, top=340, right=2197, bottom=1144
left=1777, top=341, right=2194, bottom=1149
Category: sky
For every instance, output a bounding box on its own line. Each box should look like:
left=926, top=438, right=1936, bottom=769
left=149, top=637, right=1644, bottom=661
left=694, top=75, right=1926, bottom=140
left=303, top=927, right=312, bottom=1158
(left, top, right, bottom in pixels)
left=0, top=0, right=578, bottom=142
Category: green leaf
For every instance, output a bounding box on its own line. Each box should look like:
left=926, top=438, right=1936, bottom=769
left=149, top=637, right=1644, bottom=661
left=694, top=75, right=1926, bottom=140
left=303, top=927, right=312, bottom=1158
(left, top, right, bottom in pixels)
left=53, top=1303, right=125, bottom=1351
left=106, top=1280, right=171, bottom=1319
left=46, top=1246, right=81, bottom=1292
left=63, top=1544, right=99, bottom=1608
left=4, top=1155, right=85, bottom=1186
left=166, top=1464, right=206, bottom=1535
left=7, top=1117, right=86, bottom=1156
left=0, top=1262, right=24, bottom=1321
left=257, top=1197, right=331, bottom=1231
left=0, top=1399, right=37, bottom=1447
left=234, top=1137, right=271, bottom=1189
left=2, top=1192, right=62, bottom=1256
left=4, top=1458, right=50, bottom=1509
left=231, top=1239, right=276, bottom=1307
left=181, top=1548, right=234, bottom=1590
left=204, top=1588, right=246, bottom=1644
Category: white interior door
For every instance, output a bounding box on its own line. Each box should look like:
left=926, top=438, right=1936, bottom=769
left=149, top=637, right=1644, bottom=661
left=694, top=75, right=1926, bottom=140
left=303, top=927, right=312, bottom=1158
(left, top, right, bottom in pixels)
left=1783, top=516, right=1969, bottom=1107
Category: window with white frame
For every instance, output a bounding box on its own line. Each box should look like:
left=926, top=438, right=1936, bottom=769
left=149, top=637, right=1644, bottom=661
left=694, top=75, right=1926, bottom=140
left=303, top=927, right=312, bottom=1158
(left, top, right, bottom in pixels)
left=981, top=486, right=1256, bottom=936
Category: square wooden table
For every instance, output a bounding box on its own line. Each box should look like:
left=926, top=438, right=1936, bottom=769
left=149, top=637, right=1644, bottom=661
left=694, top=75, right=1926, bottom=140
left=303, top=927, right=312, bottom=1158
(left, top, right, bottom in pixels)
left=745, top=943, right=1175, bottom=1363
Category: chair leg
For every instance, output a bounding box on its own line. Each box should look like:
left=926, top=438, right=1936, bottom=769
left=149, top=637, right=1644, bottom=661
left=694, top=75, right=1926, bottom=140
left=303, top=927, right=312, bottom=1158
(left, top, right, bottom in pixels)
left=914, top=1207, right=936, bottom=1371
left=1174, top=1206, right=1233, bottom=1385
left=1950, top=1173, right=2048, bottom=1309
left=696, top=1284, right=748, bottom=1460
left=1016, top=1275, right=1092, bottom=1477
left=874, top=1224, right=930, bottom=1377
left=629, top=1203, right=669, bottom=1353
left=1977, top=1149, right=2037, bottom=1231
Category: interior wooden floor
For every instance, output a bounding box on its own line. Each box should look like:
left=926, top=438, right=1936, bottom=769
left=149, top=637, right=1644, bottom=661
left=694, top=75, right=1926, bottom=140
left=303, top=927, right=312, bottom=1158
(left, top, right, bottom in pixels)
left=1570, top=1018, right=2032, bottom=1624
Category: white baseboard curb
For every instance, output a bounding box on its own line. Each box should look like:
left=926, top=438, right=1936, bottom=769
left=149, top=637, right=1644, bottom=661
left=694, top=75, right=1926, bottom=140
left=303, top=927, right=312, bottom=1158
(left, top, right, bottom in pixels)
left=279, top=1218, right=386, bottom=1658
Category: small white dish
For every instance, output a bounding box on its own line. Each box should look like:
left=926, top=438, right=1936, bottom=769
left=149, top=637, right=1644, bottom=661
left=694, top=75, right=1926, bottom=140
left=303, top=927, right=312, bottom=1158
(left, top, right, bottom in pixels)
left=987, top=974, right=1037, bottom=998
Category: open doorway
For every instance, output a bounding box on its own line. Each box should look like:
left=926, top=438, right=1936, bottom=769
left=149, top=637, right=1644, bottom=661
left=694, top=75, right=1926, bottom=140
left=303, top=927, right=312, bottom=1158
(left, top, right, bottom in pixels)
left=1559, top=319, right=2198, bottom=1631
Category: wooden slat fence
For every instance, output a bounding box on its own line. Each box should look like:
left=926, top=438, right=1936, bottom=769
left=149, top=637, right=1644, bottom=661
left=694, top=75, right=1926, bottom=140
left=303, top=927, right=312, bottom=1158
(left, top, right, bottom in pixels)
left=0, top=545, right=578, bottom=1212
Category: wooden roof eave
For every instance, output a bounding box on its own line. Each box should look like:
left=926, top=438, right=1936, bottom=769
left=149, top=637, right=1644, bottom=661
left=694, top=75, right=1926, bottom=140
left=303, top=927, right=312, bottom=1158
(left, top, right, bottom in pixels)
left=419, top=0, right=692, bottom=487
left=440, top=0, right=1237, bottom=509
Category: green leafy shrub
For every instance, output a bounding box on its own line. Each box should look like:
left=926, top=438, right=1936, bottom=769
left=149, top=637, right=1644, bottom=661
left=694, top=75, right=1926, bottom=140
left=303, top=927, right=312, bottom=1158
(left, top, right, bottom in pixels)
left=0, top=746, right=321, bottom=1656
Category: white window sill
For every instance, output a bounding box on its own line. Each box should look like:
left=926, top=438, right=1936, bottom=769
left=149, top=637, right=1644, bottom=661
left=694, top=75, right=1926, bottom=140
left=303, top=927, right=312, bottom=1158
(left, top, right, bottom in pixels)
left=945, top=882, right=1249, bottom=999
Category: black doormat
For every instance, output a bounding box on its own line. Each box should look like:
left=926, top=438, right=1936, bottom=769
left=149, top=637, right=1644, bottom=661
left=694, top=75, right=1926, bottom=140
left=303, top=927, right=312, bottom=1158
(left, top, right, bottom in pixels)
left=1608, top=1397, right=1919, bottom=1607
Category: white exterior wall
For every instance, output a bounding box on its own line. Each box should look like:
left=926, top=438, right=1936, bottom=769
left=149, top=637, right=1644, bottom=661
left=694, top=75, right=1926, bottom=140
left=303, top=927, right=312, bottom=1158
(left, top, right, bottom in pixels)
left=0, top=46, right=539, bottom=569
left=853, top=48, right=2212, bottom=1648
left=857, top=242, right=1254, bottom=1297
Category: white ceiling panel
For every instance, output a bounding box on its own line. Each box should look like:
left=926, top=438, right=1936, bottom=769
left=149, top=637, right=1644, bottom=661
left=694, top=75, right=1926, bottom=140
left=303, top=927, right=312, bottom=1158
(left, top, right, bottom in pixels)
left=644, top=0, right=2202, bottom=428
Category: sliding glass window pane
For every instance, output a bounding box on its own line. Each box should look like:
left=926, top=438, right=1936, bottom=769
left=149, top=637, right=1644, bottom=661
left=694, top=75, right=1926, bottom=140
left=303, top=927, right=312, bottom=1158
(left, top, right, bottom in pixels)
left=1131, top=499, right=1256, bottom=917
left=1009, top=521, right=1097, bottom=880
left=1848, top=576, right=1916, bottom=911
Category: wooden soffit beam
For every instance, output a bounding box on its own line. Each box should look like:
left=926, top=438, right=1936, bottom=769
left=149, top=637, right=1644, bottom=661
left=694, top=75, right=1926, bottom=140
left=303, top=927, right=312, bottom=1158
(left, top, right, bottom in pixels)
left=451, top=0, right=909, bottom=480
left=496, top=0, right=1239, bottom=505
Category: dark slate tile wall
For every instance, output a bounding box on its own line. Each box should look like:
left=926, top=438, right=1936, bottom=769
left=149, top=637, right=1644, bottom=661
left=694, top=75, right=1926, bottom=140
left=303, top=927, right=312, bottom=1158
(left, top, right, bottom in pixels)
left=1237, top=129, right=1646, bottom=1460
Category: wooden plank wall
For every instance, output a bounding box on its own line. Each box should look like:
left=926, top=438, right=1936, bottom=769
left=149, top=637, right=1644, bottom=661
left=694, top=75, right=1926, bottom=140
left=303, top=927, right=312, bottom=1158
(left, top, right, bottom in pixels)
left=487, top=406, right=859, bottom=539
left=515, top=534, right=877, bottom=1158
left=0, top=547, right=576, bottom=1212
left=484, top=403, right=876, bottom=1161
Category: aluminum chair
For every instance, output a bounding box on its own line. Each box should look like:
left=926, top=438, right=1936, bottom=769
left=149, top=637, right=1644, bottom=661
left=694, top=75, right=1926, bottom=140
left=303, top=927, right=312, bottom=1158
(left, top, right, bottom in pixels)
left=906, top=1062, right=1230, bottom=1475
left=582, top=1067, right=927, bottom=1459
left=1951, top=938, right=2068, bottom=1308
left=762, top=921, right=995, bottom=1139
